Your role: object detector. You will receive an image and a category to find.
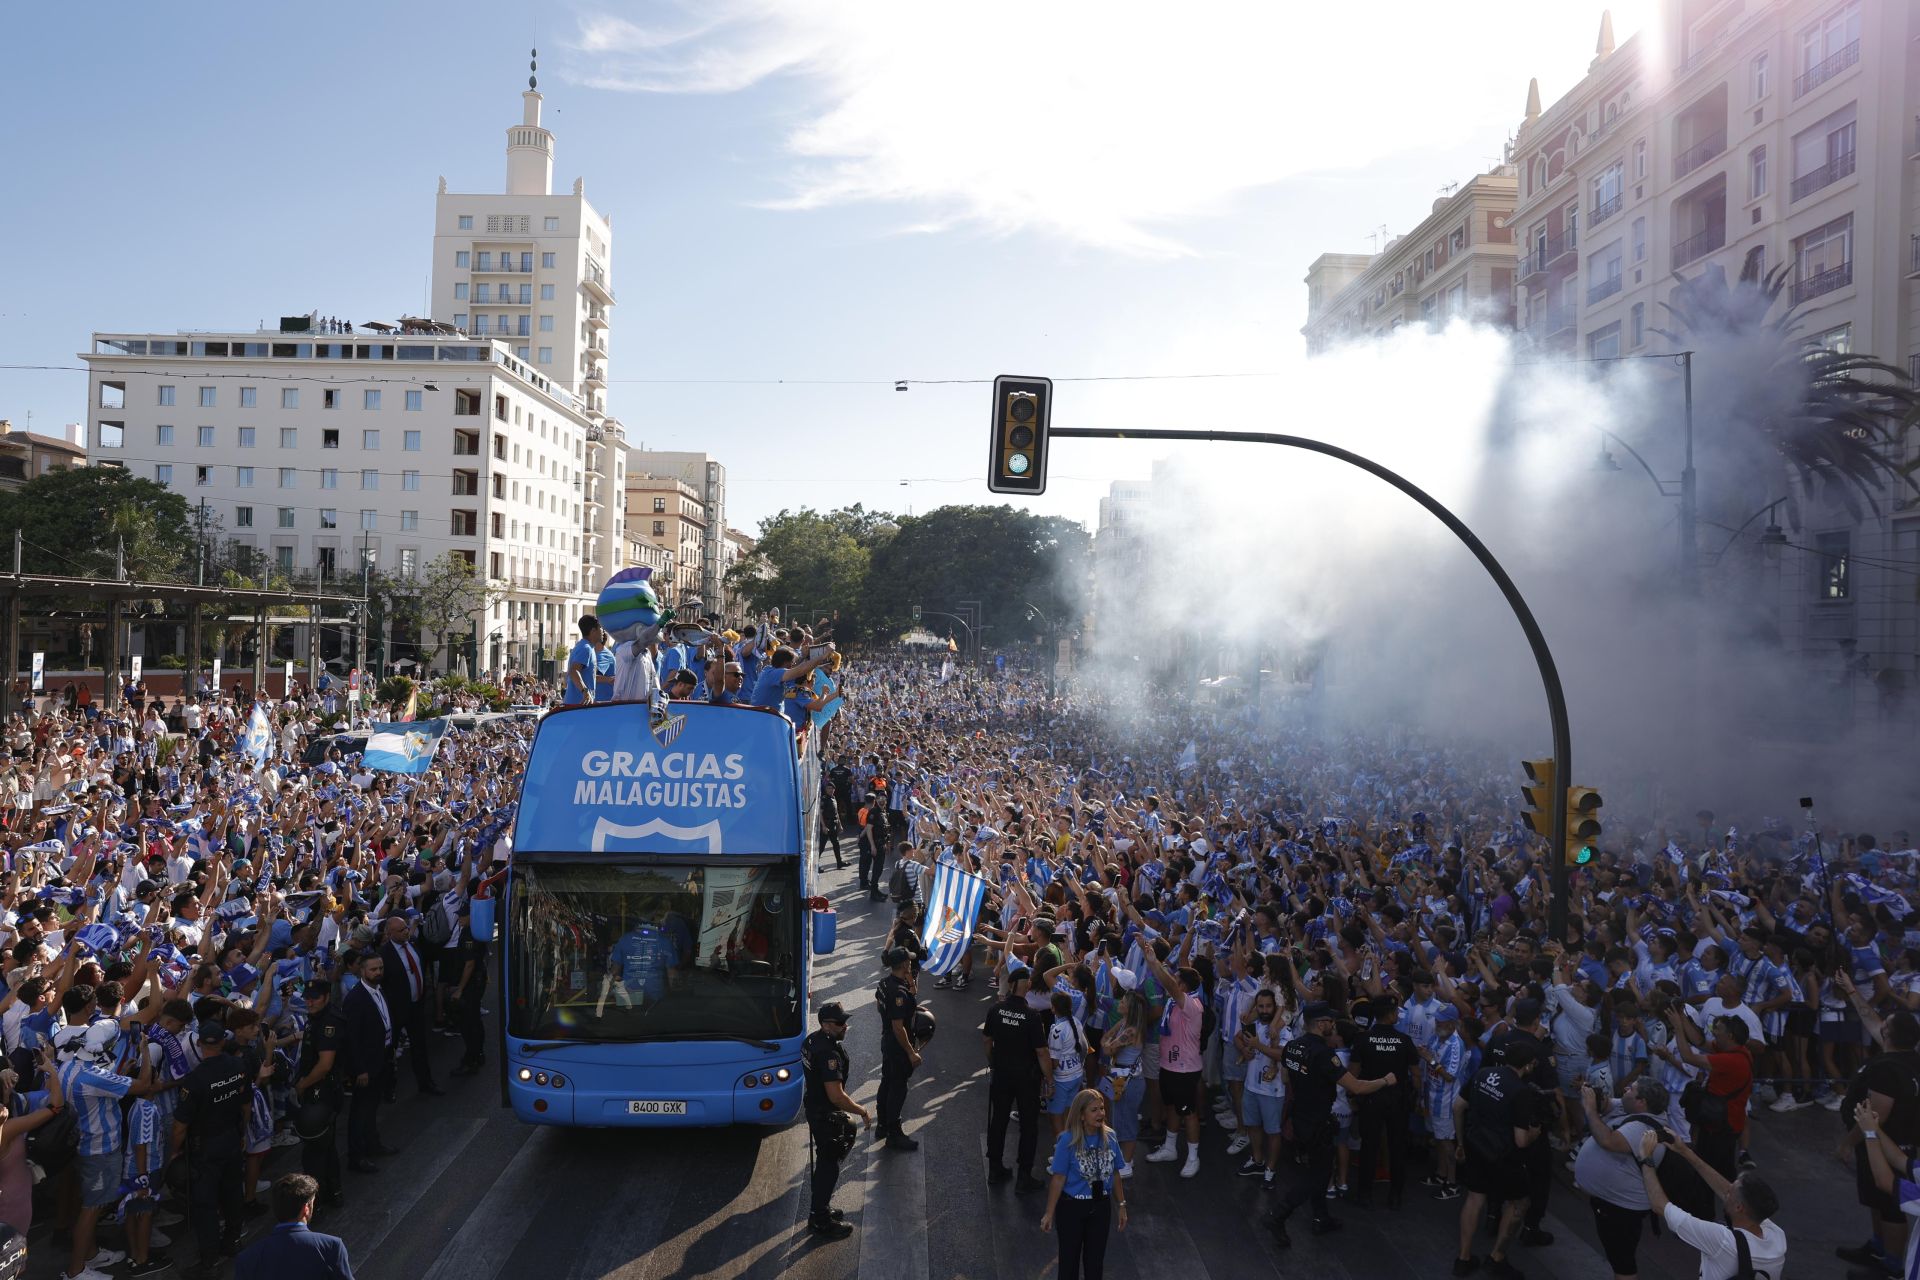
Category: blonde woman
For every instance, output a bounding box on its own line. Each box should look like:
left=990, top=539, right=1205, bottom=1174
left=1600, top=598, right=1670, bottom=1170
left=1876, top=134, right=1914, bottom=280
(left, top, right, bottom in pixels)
left=1040, top=1088, right=1128, bottom=1280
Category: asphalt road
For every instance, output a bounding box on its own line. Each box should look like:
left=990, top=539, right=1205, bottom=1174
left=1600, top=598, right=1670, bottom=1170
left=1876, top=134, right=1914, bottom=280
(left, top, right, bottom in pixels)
left=28, top=860, right=1883, bottom=1278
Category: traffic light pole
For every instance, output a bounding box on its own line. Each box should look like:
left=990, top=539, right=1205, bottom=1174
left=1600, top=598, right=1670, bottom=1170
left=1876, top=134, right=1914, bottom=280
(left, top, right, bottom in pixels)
left=1049, top=426, right=1574, bottom=938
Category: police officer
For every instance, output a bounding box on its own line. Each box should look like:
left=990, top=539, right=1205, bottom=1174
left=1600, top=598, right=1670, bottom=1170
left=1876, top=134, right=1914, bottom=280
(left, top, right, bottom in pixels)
left=801, top=1002, right=870, bottom=1240
left=1268, top=1003, right=1398, bottom=1247
left=982, top=963, right=1047, bottom=1190
left=1351, top=996, right=1420, bottom=1210
left=876, top=947, right=920, bottom=1151
left=172, top=1019, right=253, bottom=1264
left=293, top=979, right=346, bottom=1208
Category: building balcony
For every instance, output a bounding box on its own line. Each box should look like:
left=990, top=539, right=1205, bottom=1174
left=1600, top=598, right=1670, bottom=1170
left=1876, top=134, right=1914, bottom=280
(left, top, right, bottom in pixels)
left=1672, top=224, right=1726, bottom=269
left=1789, top=150, right=1855, bottom=202
left=1590, top=193, right=1623, bottom=227
left=1673, top=131, right=1726, bottom=181
left=1520, top=231, right=1577, bottom=281
left=1526, top=305, right=1575, bottom=341
left=583, top=258, right=615, bottom=305
left=1794, top=40, right=1859, bottom=99
left=473, top=260, right=531, bottom=274
left=586, top=309, right=610, bottom=331
left=1587, top=275, right=1624, bottom=306
left=1790, top=261, right=1852, bottom=305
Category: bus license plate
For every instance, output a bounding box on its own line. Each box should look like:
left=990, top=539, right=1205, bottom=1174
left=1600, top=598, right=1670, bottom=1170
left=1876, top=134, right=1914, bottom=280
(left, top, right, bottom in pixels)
left=626, top=1100, right=688, bottom=1116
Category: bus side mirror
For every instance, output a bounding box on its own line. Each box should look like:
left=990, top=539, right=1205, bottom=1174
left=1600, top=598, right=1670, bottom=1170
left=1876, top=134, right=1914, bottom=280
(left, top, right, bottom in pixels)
left=811, top=907, right=837, bottom=956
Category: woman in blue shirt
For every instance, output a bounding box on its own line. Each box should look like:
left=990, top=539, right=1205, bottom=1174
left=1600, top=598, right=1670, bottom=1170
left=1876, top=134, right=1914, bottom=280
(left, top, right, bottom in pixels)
left=1040, top=1088, right=1128, bottom=1279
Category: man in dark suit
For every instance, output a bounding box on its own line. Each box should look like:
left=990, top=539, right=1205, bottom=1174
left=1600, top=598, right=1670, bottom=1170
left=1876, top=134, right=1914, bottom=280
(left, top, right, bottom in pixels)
left=379, top=915, right=444, bottom=1097
left=339, top=953, right=395, bottom=1173
left=234, top=1173, right=355, bottom=1280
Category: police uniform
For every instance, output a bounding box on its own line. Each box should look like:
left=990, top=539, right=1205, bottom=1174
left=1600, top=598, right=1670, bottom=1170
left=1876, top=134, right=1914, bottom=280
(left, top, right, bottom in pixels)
left=298, top=1000, right=348, bottom=1203
left=1270, top=1010, right=1346, bottom=1238
left=876, top=955, right=919, bottom=1146
left=177, top=1035, right=252, bottom=1259
left=801, top=1006, right=855, bottom=1236
left=982, top=983, right=1045, bottom=1182
left=1351, top=1006, right=1419, bottom=1207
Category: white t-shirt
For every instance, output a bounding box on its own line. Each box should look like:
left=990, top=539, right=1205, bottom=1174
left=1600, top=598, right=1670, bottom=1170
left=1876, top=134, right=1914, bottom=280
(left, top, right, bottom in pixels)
left=1692, top=997, right=1766, bottom=1046
left=1244, top=1020, right=1289, bottom=1098
left=1661, top=1204, right=1786, bottom=1280
left=1048, top=1017, right=1086, bottom=1080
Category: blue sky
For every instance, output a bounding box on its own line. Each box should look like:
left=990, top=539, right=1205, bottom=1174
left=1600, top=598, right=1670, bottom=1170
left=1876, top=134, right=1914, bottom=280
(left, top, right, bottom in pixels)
left=1, top=1, right=1648, bottom=533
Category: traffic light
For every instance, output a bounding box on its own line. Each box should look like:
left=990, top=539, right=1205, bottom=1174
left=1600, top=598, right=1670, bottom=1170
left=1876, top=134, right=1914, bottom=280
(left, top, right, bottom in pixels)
left=1566, top=786, right=1603, bottom=866
left=911, top=604, right=921, bottom=623
left=987, top=375, right=1052, bottom=495
left=1519, top=758, right=1555, bottom=837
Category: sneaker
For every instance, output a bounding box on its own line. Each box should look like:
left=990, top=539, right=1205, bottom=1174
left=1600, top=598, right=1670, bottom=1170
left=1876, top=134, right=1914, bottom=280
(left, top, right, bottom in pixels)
left=1263, top=1169, right=1277, bottom=1188
left=807, top=1217, right=854, bottom=1240
left=1118, top=1162, right=1134, bottom=1179
left=1769, top=1093, right=1808, bottom=1113
left=1837, top=1242, right=1892, bottom=1268
left=271, top=1128, right=303, bottom=1147
left=953, top=976, right=970, bottom=991
left=1518, top=1226, right=1553, bottom=1248
left=254, top=1180, right=272, bottom=1196
left=1238, top=1157, right=1265, bottom=1177
left=1820, top=1093, right=1845, bottom=1111
left=1737, top=1150, right=1756, bottom=1170
left=1180, top=1150, right=1200, bottom=1179
left=128, top=1260, right=175, bottom=1277
left=1435, top=1182, right=1463, bottom=1201
left=1421, top=1173, right=1449, bottom=1188
left=1485, top=1258, right=1525, bottom=1280
left=87, top=1249, right=128, bottom=1270
left=61, top=1268, right=114, bottom=1280
left=1145, top=1139, right=1179, bottom=1163
left=1227, top=1133, right=1251, bottom=1155
left=1753, top=1083, right=1778, bottom=1104
left=933, top=975, right=952, bottom=990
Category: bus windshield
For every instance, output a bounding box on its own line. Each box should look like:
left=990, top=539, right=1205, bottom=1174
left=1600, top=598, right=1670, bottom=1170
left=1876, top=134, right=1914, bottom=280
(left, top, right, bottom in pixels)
left=508, top=859, right=802, bottom=1044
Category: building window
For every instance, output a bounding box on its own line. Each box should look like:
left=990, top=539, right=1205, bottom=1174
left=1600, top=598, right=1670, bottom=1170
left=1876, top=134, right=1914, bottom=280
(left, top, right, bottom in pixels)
left=363, top=390, right=381, bottom=411
left=495, top=394, right=509, bottom=421
left=653, top=497, right=667, bottom=512
left=476, top=252, right=492, bottom=271
left=405, top=390, right=422, bottom=412
left=542, top=252, right=557, bottom=269
left=361, top=469, right=378, bottom=490
left=1749, top=146, right=1768, bottom=199
left=1631, top=217, right=1646, bottom=263
left=361, top=509, right=378, bottom=531
left=1812, top=323, right=1852, bottom=353
left=323, top=389, right=341, bottom=410
left=320, top=468, right=338, bottom=489
left=363, top=430, right=380, bottom=450
left=198, top=386, right=216, bottom=408
left=1797, top=2, right=1862, bottom=98
left=322, top=429, right=339, bottom=449
left=239, top=386, right=257, bottom=408
left=458, top=215, right=473, bottom=230
left=539, top=314, right=554, bottom=332
left=1815, top=530, right=1849, bottom=598
left=282, top=388, right=298, bottom=409
left=453, top=283, right=468, bottom=300
left=274, top=545, right=294, bottom=572
left=158, top=385, right=175, bottom=406
left=400, top=510, right=420, bottom=532
left=538, top=347, right=552, bottom=364
left=521, top=252, right=534, bottom=272
left=279, top=467, right=296, bottom=488
left=475, top=283, right=491, bottom=304
left=237, top=466, right=253, bottom=487
left=399, top=546, right=417, bottom=574
left=278, top=508, right=296, bottom=529
left=235, top=506, right=253, bottom=528
left=544, top=216, right=559, bottom=231
left=155, top=464, right=172, bottom=484
left=1591, top=163, right=1624, bottom=223
left=1791, top=105, right=1857, bottom=201
left=195, top=465, right=211, bottom=486
left=1633, top=139, right=1646, bottom=180
left=653, top=520, right=666, bottom=536
left=402, top=470, right=420, bottom=491
left=1751, top=52, right=1769, bottom=101
left=279, top=427, right=297, bottom=448
left=403, top=430, right=421, bottom=451
left=1793, top=213, right=1853, bottom=301
left=1630, top=302, right=1645, bottom=348
left=453, top=389, right=481, bottom=416
left=320, top=509, right=337, bottom=530
left=198, top=426, right=215, bottom=447
left=455, top=251, right=470, bottom=269
left=156, top=425, right=174, bottom=445
left=540, top=284, right=554, bottom=301
left=96, top=421, right=124, bottom=448
left=453, top=314, right=467, bottom=330
left=238, top=426, right=255, bottom=448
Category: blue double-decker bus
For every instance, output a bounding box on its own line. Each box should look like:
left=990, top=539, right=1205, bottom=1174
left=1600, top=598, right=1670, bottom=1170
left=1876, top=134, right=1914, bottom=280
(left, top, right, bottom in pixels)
left=499, top=700, right=831, bottom=1127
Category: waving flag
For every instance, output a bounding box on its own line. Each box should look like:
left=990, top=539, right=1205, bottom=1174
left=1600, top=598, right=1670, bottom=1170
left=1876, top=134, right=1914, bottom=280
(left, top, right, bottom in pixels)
left=241, top=704, right=273, bottom=766
left=921, top=860, right=989, bottom=978
left=364, top=719, right=448, bottom=774
left=1176, top=741, right=1198, bottom=775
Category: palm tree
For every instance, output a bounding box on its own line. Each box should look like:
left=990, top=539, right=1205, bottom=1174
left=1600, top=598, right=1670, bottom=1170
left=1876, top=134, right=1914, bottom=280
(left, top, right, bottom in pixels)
left=1655, top=259, right=1920, bottom=529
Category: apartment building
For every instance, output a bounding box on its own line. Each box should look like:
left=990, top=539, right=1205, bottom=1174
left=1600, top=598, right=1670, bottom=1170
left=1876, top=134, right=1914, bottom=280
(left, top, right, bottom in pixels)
left=1302, top=170, right=1520, bottom=352
left=429, top=63, right=625, bottom=594
left=1511, top=0, right=1920, bottom=719
left=81, top=330, right=601, bottom=674
left=627, top=450, right=729, bottom=607
left=0, top=420, right=85, bottom=488
left=722, top=526, right=756, bottom=618
left=626, top=473, right=706, bottom=604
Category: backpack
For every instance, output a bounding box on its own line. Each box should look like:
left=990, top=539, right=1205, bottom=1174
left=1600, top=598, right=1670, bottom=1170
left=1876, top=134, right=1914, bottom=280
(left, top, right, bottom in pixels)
left=419, top=896, right=454, bottom=947
left=888, top=861, right=912, bottom=903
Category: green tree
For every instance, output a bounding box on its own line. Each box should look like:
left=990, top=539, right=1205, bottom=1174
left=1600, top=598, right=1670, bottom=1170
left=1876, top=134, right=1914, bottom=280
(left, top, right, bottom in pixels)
left=414, top=553, right=505, bottom=671
left=1657, top=261, right=1920, bottom=528
left=725, top=508, right=877, bottom=627
left=0, top=466, right=194, bottom=579
left=862, top=505, right=1090, bottom=646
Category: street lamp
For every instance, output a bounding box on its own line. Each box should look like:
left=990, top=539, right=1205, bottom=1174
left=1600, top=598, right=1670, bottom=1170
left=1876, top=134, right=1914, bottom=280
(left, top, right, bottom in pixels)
left=1592, top=351, right=1696, bottom=591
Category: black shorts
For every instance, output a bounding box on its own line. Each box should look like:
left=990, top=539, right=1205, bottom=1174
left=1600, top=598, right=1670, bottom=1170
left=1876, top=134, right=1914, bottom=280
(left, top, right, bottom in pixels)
left=1460, top=1144, right=1528, bottom=1201
left=1159, top=1069, right=1202, bottom=1115
left=1589, top=1197, right=1646, bottom=1275
left=1785, top=1007, right=1816, bottom=1038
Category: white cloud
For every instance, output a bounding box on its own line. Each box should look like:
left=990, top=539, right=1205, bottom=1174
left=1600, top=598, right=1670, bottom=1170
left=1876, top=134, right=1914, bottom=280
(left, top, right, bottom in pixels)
left=571, top=1, right=1649, bottom=257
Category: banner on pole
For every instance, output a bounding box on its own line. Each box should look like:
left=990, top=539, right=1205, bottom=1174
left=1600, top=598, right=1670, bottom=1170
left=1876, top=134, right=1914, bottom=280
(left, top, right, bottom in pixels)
left=29, top=653, right=42, bottom=692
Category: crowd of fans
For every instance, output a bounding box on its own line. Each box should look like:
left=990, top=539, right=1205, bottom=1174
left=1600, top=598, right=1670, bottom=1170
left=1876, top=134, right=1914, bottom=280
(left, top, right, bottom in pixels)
left=823, top=657, right=1920, bottom=1280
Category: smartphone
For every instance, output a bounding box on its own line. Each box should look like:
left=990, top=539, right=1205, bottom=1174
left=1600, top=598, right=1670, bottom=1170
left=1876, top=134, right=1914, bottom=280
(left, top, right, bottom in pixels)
left=1799, top=796, right=1814, bottom=810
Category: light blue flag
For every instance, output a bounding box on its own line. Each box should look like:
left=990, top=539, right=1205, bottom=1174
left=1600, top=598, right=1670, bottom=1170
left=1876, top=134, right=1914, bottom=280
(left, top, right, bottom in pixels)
left=363, top=719, right=449, bottom=774
left=921, top=859, right=988, bottom=978
left=242, top=704, right=273, bottom=765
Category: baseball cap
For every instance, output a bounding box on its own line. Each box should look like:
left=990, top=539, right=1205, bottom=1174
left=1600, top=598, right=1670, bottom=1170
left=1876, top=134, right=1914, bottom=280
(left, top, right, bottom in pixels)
left=818, top=1002, right=850, bottom=1024
left=1512, top=997, right=1544, bottom=1025
left=1302, top=1001, right=1335, bottom=1023
left=1434, top=1004, right=1460, bottom=1024
left=1110, top=967, right=1139, bottom=992
left=882, top=946, right=912, bottom=969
